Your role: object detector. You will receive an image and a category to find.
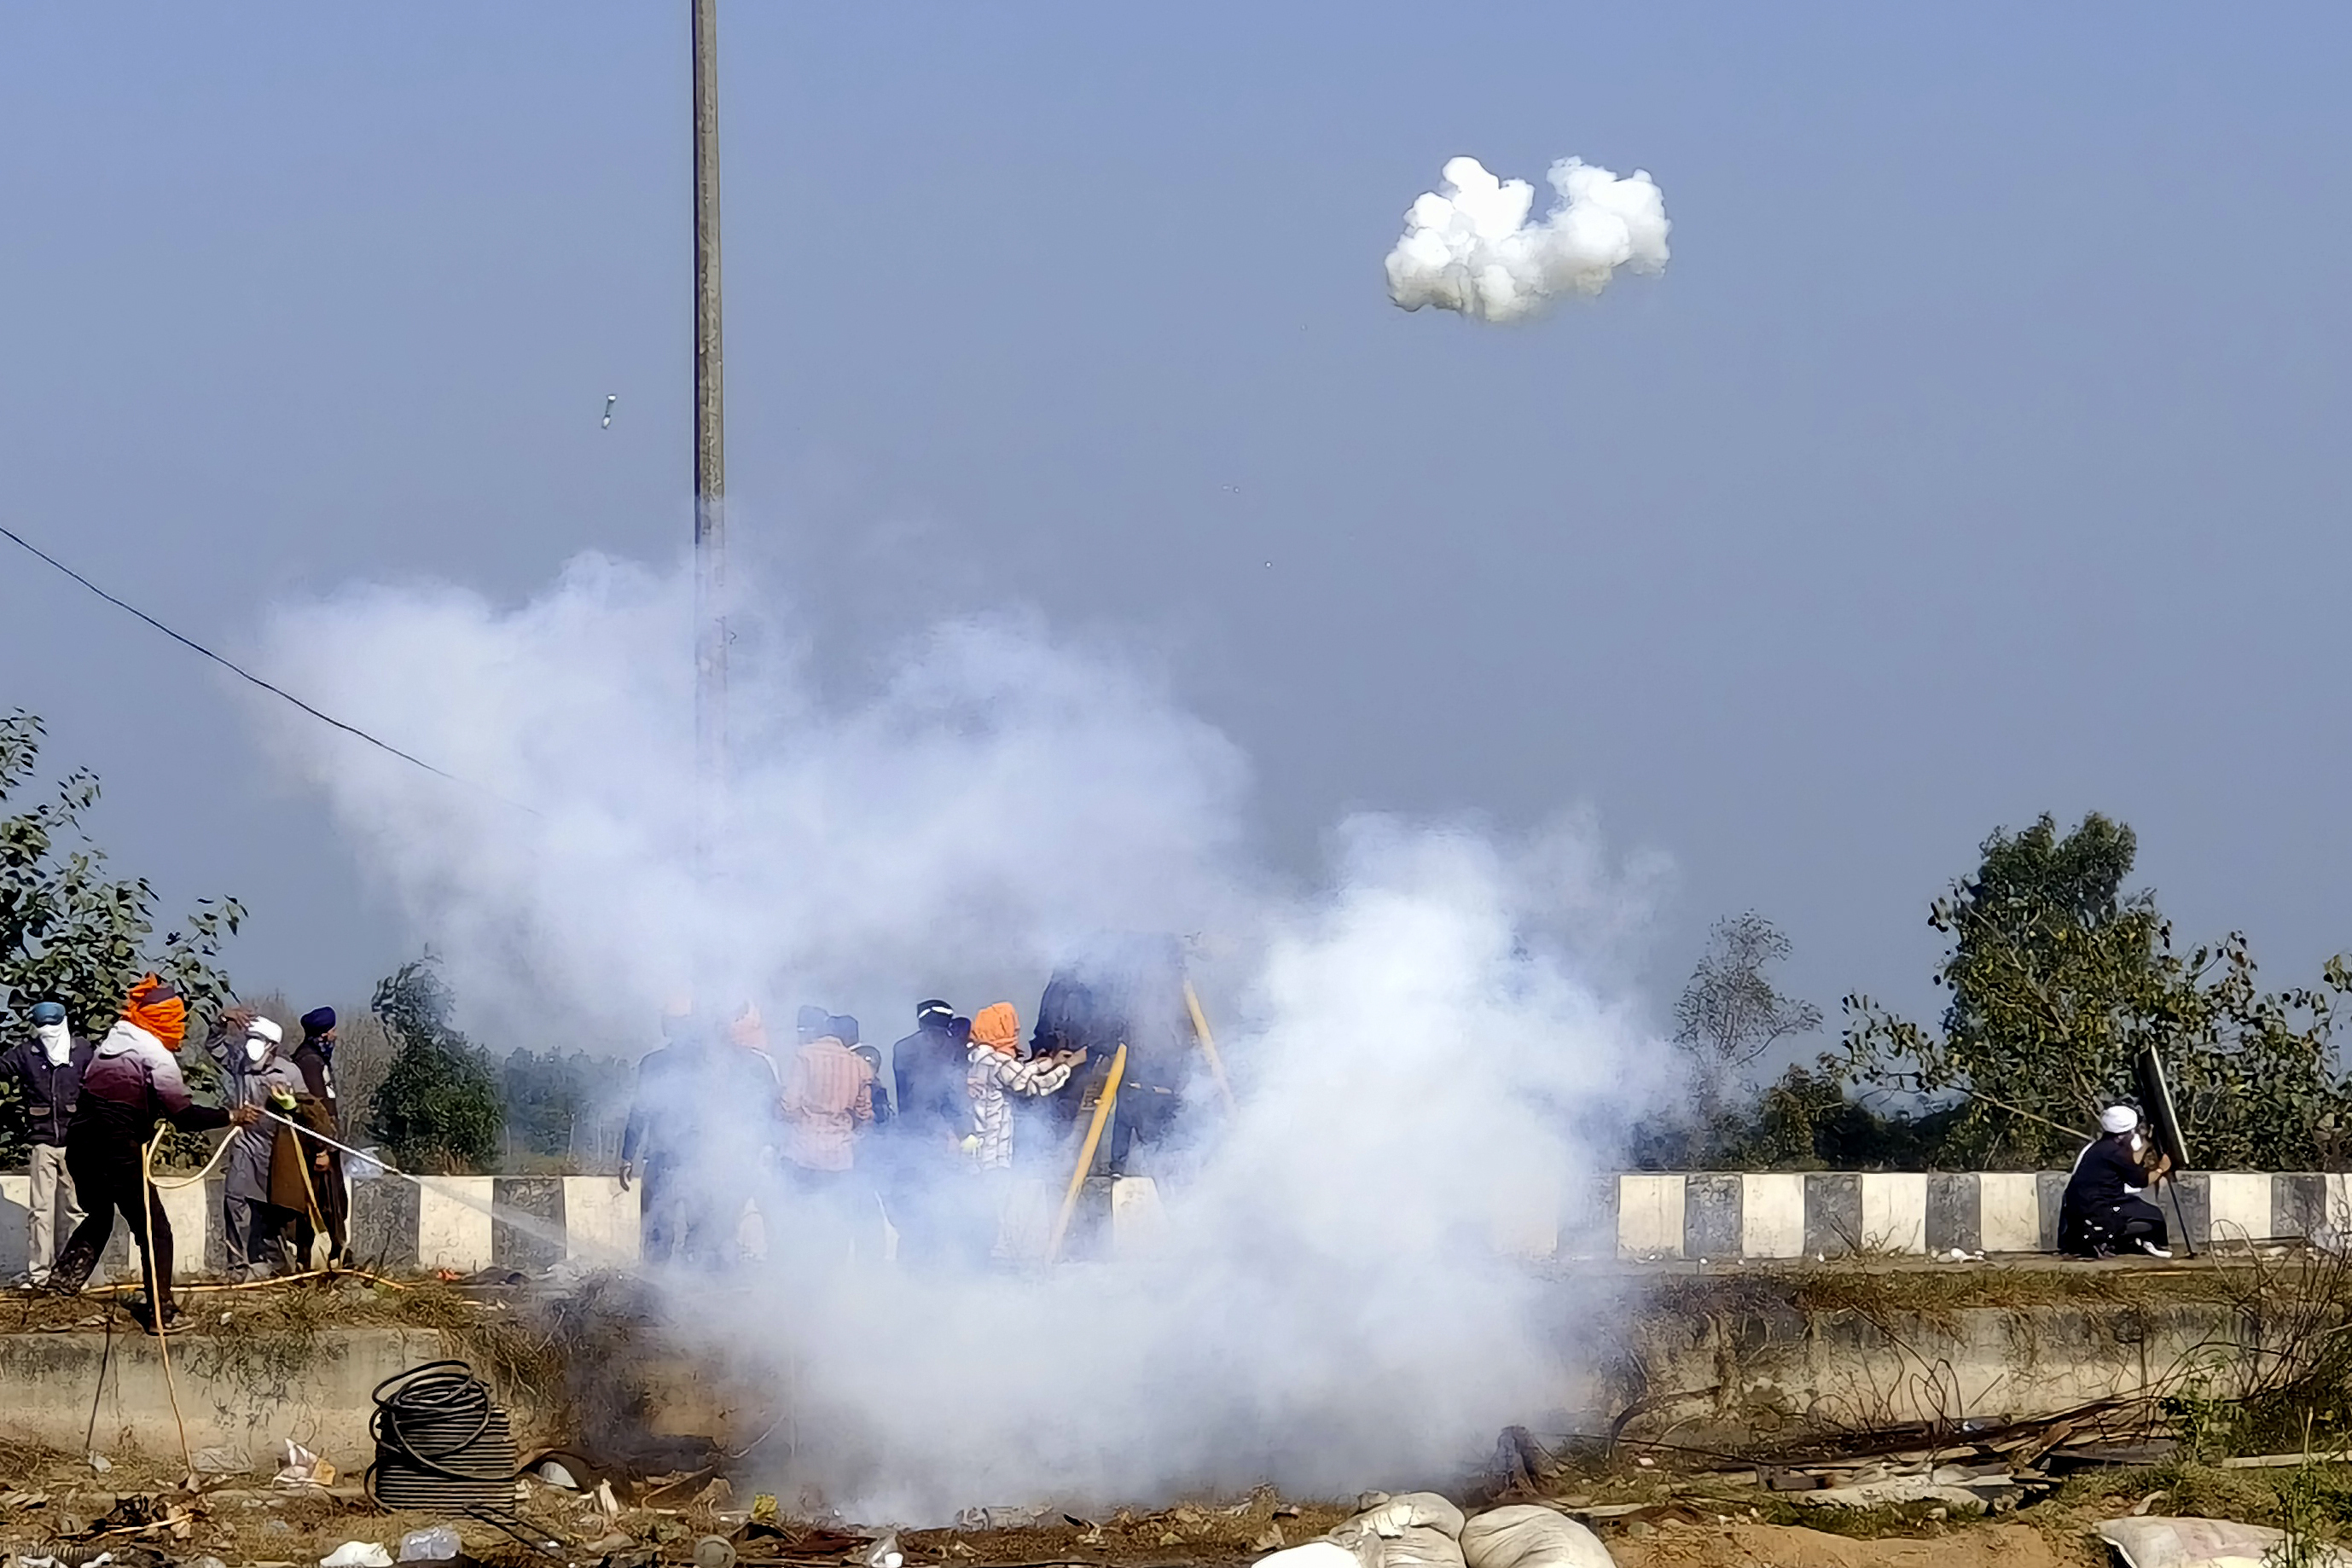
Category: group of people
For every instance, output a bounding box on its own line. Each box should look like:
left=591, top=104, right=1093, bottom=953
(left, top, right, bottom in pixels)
left=617, top=994, right=1094, bottom=1268
left=3, top=963, right=2204, bottom=1302
left=2, top=977, right=354, bottom=1329
left=618, top=934, right=1202, bottom=1269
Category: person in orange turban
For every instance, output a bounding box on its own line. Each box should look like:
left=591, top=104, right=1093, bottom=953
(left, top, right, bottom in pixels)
left=121, top=974, right=188, bottom=1048
left=964, top=1002, right=1083, bottom=1172
left=44, top=976, right=255, bottom=1329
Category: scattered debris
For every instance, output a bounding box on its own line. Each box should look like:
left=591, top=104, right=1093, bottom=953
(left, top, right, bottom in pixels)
left=319, top=1544, right=393, bottom=1568
left=273, top=1442, right=335, bottom=1491
left=395, top=1525, right=461, bottom=1564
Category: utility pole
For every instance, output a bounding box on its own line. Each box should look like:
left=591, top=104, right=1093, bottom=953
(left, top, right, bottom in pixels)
left=690, top=0, right=726, bottom=891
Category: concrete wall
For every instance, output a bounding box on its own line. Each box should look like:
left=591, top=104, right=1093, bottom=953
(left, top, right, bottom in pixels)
left=1594, top=1170, right=2347, bottom=1260
left=0, top=1327, right=457, bottom=1461
left=1593, top=1295, right=2252, bottom=1449
left=5, top=1169, right=2344, bottom=1275
left=0, top=1173, right=637, bottom=1280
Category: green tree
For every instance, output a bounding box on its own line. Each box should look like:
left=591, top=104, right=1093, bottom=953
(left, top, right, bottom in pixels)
left=367, top=957, right=502, bottom=1174
left=1843, top=811, right=2352, bottom=1168
left=1, top=711, right=243, bottom=1165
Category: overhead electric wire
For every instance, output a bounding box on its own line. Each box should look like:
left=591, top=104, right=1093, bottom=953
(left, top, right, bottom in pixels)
left=1, top=520, right=536, bottom=815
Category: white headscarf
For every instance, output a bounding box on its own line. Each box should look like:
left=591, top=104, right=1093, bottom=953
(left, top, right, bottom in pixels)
left=2099, top=1105, right=2139, bottom=1135
left=244, top=1016, right=283, bottom=1066
left=36, top=1021, right=70, bottom=1067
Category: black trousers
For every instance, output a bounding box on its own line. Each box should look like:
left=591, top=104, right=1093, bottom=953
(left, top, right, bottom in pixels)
left=49, top=1125, right=177, bottom=1312
left=2061, top=1194, right=2169, bottom=1256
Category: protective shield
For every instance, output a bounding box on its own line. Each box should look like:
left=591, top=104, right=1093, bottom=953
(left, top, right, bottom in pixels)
left=2134, top=1045, right=2192, bottom=1171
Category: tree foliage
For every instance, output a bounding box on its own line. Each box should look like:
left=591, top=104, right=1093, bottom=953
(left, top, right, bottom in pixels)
left=366, top=957, right=502, bottom=1175
left=1672, top=911, right=1823, bottom=1118
left=501, top=1048, right=630, bottom=1166
left=1, top=711, right=244, bottom=1165
left=1842, top=811, right=2352, bottom=1169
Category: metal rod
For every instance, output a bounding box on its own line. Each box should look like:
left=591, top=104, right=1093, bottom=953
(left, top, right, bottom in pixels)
left=691, top=0, right=727, bottom=891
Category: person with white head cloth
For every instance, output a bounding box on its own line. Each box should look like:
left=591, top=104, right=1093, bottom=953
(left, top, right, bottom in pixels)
left=208, top=1006, right=311, bottom=1278
left=2059, top=1103, right=2173, bottom=1258
left=2, top=1001, right=94, bottom=1284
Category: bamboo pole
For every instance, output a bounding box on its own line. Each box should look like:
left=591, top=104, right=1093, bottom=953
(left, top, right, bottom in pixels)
left=1183, top=981, right=1235, bottom=1112
left=1048, top=1043, right=1126, bottom=1263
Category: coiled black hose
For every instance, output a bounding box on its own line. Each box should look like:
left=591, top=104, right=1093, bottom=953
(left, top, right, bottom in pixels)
left=369, top=1359, right=522, bottom=1511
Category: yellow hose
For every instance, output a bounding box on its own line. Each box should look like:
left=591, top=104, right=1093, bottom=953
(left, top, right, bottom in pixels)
left=137, top=1129, right=197, bottom=1484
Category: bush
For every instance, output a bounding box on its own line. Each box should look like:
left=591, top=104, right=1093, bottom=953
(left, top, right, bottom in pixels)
left=366, top=958, right=502, bottom=1175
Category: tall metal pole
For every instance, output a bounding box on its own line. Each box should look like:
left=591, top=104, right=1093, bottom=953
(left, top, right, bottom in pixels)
left=691, top=0, right=726, bottom=891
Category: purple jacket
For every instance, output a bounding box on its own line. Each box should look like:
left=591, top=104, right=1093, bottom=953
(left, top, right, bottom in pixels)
left=75, top=1021, right=231, bottom=1136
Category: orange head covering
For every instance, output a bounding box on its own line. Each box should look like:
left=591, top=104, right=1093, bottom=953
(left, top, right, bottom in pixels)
left=970, top=1002, right=1021, bottom=1055
left=122, top=974, right=189, bottom=1049
left=729, top=1004, right=769, bottom=1051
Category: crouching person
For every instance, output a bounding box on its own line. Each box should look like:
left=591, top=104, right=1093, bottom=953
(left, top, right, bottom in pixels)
left=46, top=977, right=258, bottom=1331
left=2059, top=1105, right=2172, bottom=1259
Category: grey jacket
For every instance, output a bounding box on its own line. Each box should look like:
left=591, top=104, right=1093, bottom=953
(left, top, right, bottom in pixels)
left=209, top=1031, right=310, bottom=1204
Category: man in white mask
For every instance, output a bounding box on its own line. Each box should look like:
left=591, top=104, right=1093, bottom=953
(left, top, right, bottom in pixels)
left=3, top=1001, right=92, bottom=1285
left=210, top=1008, right=310, bottom=1279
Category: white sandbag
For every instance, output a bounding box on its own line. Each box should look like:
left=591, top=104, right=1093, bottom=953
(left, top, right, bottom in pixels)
left=1350, top=1495, right=1469, bottom=1541
left=2098, top=1517, right=2352, bottom=1568
left=1374, top=1526, right=1465, bottom=1568
left=1460, top=1507, right=1614, bottom=1568
left=1258, top=1543, right=1367, bottom=1568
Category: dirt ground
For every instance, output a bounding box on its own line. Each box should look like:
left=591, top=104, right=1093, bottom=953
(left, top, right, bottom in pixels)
left=1612, top=1520, right=2093, bottom=1568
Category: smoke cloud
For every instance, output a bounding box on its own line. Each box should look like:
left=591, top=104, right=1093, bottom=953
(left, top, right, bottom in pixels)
left=1385, top=156, right=1670, bottom=323
left=256, top=552, right=1674, bottom=1519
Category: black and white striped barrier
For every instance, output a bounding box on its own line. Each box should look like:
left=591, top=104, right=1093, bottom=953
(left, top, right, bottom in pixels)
left=5, top=1170, right=2343, bottom=1275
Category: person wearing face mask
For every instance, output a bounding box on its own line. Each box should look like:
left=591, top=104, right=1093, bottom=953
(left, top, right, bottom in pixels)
left=287, top=1008, right=350, bottom=1269
left=210, top=1008, right=311, bottom=1279
left=3, top=1001, right=93, bottom=1286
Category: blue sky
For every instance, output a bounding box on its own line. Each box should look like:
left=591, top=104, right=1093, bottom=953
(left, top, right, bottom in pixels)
left=4, top=4, right=2350, bottom=1054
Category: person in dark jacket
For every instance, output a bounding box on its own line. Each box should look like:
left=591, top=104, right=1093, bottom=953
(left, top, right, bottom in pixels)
left=2, top=1001, right=93, bottom=1284
left=2059, top=1105, right=2172, bottom=1258
left=1029, top=934, right=1194, bottom=1177
left=46, top=977, right=257, bottom=1331
left=892, top=1002, right=962, bottom=1146
left=621, top=1007, right=780, bottom=1267
left=288, top=1008, right=350, bottom=1269
left=885, top=1002, right=966, bottom=1265
left=620, top=1008, right=698, bottom=1263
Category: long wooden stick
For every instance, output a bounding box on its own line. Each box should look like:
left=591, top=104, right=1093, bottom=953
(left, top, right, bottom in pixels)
left=1183, top=982, right=1236, bottom=1112
left=1048, top=1043, right=1126, bottom=1263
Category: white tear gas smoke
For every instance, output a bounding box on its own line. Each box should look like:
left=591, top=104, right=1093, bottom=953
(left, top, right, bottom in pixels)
left=1385, top=156, right=1670, bottom=323
left=258, top=553, right=1675, bottom=1518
